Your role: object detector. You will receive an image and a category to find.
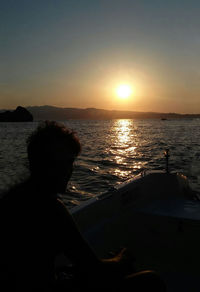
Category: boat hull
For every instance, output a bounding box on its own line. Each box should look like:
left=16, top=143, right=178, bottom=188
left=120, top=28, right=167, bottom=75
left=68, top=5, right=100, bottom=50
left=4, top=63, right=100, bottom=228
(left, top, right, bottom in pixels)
left=70, top=172, right=200, bottom=276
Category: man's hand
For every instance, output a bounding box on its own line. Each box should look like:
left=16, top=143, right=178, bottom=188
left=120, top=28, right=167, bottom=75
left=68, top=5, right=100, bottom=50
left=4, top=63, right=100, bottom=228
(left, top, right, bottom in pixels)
left=101, top=247, right=136, bottom=278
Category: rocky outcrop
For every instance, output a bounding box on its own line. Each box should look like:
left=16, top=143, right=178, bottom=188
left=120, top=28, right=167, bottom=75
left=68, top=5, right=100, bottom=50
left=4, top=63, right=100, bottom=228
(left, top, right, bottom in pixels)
left=0, top=106, right=33, bottom=122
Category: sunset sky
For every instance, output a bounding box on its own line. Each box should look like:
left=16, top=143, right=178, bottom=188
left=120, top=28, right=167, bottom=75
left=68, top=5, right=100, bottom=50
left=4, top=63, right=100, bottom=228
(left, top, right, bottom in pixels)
left=1, top=0, right=200, bottom=113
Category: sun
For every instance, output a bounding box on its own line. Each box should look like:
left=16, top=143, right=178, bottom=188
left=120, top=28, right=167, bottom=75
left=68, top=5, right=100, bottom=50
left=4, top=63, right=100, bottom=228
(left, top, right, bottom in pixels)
left=116, top=84, right=132, bottom=99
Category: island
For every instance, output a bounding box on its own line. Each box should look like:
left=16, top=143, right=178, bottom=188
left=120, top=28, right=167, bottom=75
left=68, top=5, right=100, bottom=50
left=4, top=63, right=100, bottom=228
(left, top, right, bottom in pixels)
left=0, top=106, right=33, bottom=122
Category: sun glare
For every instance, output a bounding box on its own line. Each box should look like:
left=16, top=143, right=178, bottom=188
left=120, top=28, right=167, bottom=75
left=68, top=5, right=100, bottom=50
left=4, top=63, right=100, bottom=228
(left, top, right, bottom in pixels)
left=116, top=84, right=132, bottom=99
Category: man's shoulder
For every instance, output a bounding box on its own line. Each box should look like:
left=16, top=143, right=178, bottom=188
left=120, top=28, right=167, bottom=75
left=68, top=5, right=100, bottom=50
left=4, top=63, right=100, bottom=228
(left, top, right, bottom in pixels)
left=2, top=180, right=30, bottom=198
left=0, top=180, right=31, bottom=214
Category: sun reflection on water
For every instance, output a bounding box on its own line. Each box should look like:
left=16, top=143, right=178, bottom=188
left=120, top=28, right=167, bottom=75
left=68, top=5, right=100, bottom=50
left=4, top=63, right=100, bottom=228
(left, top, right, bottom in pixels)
left=108, top=119, right=143, bottom=180
left=115, top=119, right=132, bottom=146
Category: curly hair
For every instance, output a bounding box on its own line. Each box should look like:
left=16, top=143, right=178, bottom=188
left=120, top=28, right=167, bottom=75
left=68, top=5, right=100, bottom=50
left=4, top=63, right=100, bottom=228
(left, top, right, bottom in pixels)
left=27, top=121, right=81, bottom=172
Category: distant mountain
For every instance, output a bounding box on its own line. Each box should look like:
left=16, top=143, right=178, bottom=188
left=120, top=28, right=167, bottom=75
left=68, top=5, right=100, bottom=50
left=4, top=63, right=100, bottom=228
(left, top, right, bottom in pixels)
left=26, top=106, right=200, bottom=121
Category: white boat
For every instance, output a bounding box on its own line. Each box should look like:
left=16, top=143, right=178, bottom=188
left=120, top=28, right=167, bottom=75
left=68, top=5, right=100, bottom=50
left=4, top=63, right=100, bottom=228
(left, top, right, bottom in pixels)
left=70, top=170, right=200, bottom=291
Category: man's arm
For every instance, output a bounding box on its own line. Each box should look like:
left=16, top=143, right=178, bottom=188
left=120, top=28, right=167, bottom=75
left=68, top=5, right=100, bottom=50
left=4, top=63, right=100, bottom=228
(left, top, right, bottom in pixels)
left=56, top=199, right=100, bottom=267
left=56, top=199, right=135, bottom=278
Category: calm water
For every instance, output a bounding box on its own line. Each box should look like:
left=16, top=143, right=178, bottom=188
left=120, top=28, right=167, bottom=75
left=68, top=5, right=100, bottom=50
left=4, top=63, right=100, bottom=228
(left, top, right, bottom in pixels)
left=0, top=119, right=200, bottom=206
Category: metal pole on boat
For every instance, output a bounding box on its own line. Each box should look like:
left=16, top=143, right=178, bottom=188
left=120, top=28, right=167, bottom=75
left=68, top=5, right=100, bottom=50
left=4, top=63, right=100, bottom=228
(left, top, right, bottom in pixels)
left=164, top=149, right=170, bottom=173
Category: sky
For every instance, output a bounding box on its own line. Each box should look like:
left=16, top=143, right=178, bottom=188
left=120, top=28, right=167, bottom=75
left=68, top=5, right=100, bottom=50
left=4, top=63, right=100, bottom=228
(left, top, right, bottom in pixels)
left=1, top=0, right=200, bottom=113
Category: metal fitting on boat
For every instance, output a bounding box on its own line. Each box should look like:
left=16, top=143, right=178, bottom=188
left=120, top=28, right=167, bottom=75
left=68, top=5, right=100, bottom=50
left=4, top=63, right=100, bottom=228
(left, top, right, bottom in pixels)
left=164, top=149, right=170, bottom=173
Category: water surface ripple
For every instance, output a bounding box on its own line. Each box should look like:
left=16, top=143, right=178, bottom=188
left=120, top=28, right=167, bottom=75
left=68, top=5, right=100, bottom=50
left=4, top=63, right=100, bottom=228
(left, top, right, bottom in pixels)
left=0, top=119, right=200, bottom=207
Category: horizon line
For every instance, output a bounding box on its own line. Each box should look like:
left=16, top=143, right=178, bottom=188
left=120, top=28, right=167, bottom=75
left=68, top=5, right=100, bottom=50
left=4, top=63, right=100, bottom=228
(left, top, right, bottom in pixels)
left=0, top=105, right=200, bottom=116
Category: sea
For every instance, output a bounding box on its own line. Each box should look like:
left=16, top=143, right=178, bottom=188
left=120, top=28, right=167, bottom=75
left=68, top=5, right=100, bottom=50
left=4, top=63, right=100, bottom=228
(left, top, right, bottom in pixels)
left=0, top=119, right=200, bottom=208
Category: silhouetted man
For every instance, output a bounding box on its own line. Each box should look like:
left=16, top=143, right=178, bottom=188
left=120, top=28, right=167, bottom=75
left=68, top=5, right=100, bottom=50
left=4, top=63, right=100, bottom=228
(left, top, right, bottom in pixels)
left=0, top=121, right=165, bottom=291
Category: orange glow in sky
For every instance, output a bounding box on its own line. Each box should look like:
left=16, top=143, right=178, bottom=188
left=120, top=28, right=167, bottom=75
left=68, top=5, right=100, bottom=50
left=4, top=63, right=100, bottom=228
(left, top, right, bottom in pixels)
left=1, top=1, right=200, bottom=114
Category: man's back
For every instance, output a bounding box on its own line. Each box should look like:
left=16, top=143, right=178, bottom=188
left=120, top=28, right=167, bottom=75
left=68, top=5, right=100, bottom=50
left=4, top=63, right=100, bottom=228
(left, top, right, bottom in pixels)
left=0, top=180, right=69, bottom=290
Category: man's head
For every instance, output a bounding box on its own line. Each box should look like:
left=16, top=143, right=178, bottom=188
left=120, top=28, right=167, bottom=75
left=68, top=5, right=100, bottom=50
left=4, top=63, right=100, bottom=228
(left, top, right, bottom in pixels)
left=27, top=121, right=81, bottom=193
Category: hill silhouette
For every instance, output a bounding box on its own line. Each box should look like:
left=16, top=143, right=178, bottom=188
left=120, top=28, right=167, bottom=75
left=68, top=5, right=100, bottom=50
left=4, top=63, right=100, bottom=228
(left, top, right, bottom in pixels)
left=26, top=106, right=200, bottom=121
left=0, top=106, right=33, bottom=122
